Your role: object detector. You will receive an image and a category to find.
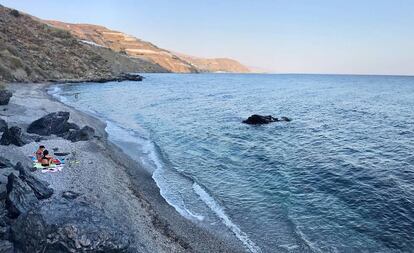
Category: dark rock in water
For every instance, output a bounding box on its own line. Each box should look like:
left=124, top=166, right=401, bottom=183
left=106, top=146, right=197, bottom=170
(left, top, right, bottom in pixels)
left=280, top=116, right=291, bottom=122
left=0, top=119, right=7, bottom=132
left=6, top=173, right=38, bottom=218
left=11, top=200, right=130, bottom=252
left=242, top=114, right=279, bottom=125
left=0, top=126, right=27, bottom=146
left=16, top=163, right=53, bottom=200
left=0, top=240, right=14, bottom=253
left=65, top=126, right=95, bottom=142
left=27, top=111, right=79, bottom=136
left=0, top=91, right=12, bottom=106
left=52, top=73, right=144, bottom=84
left=242, top=114, right=292, bottom=125
left=117, top=73, right=144, bottom=82
left=62, top=191, right=80, bottom=200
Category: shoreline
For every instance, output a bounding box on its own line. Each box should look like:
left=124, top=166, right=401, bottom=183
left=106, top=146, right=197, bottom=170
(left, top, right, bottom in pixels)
left=2, top=82, right=247, bottom=252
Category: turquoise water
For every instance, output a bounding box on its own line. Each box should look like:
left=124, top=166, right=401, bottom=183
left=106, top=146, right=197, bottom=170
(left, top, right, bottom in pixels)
left=52, top=74, right=414, bottom=252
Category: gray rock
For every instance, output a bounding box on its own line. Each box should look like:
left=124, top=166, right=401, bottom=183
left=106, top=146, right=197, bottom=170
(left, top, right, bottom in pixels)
left=0, top=126, right=27, bottom=146
left=0, top=120, right=7, bottom=132
left=27, top=112, right=79, bottom=136
left=16, top=163, right=53, bottom=200
left=0, top=240, right=13, bottom=253
left=0, top=158, right=12, bottom=169
left=61, top=191, right=80, bottom=200
left=0, top=91, right=12, bottom=106
left=6, top=173, right=38, bottom=218
left=65, top=126, right=95, bottom=142
left=11, top=200, right=130, bottom=252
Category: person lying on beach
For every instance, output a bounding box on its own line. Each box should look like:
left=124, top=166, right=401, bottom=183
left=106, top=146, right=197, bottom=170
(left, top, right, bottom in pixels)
left=35, top=145, right=46, bottom=162
left=41, top=149, right=54, bottom=167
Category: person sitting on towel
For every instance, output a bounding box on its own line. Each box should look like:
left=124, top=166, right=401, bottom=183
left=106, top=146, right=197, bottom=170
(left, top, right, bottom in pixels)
left=41, top=149, right=54, bottom=167
left=35, top=145, right=46, bottom=162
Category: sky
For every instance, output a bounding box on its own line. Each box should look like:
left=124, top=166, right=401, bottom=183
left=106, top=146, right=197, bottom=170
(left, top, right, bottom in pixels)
left=2, top=0, right=414, bottom=75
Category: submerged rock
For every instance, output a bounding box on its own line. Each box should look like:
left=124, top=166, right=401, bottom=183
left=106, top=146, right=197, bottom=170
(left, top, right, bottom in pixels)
left=27, top=111, right=78, bottom=136
left=0, top=90, right=12, bottom=106
left=242, top=114, right=291, bottom=125
left=65, top=126, right=95, bottom=142
left=16, top=163, right=53, bottom=200
left=11, top=200, right=130, bottom=252
left=6, top=173, right=38, bottom=218
left=243, top=114, right=278, bottom=125
left=0, top=126, right=27, bottom=146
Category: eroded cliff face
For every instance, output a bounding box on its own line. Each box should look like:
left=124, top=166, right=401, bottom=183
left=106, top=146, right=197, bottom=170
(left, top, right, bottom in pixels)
left=177, top=54, right=251, bottom=73
left=45, top=20, right=250, bottom=73
left=45, top=21, right=199, bottom=73
left=0, top=6, right=165, bottom=83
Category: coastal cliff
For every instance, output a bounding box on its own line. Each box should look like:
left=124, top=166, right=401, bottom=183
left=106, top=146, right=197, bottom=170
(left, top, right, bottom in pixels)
left=45, top=20, right=250, bottom=74
left=177, top=53, right=251, bottom=73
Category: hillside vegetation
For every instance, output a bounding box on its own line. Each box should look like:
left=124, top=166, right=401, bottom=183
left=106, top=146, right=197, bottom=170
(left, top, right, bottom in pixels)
left=0, top=6, right=165, bottom=83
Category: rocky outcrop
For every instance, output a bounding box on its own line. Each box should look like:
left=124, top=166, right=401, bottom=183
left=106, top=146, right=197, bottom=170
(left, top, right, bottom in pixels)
left=28, top=111, right=96, bottom=142
left=242, top=114, right=291, bottom=125
left=5, top=173, right=39, bottom=218
left=11, top=200, right=130, bottom=252
left=0, top=119, right=7, bottom=132
left=27, top=111, right=75, bottom=136
left=16, top=163, right=53, bottom=200
left=65, top=126, right=95, bottom=142
left=0, top=90, right=12, bottom=105
left=0, top=126, right=27, bottom=146
left=51, top=72, right=144, bottom=83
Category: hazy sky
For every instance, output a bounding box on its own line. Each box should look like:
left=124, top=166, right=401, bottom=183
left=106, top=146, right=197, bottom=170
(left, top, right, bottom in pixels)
left=2, top=0, right=414, bottom=75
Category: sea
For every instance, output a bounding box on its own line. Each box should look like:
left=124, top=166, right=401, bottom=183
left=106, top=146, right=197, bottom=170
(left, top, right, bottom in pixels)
left=50, top=73, right=414, bottom=253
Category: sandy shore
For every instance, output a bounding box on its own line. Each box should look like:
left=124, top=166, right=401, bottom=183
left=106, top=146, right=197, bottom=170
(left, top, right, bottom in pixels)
left=1, top=83, right=247, bottom=252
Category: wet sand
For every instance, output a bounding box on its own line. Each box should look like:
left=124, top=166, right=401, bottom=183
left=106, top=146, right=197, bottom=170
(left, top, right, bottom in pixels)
left=1, top=83, right=247, bottom=253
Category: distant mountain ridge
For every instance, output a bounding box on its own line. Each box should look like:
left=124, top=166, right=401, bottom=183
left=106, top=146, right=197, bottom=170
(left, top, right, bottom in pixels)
left=45, top=20, right=250, bottom=73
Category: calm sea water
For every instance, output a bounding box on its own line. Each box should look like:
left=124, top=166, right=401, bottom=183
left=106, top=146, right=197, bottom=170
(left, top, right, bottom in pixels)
left=51, top=74, right=414, bottom=253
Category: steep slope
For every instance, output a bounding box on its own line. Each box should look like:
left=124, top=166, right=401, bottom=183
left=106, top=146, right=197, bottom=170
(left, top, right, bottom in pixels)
left=45, top=20, right=250, bottom=73
left=177, top=54, right=250, bottom=73
left=0, top=6, right=166, bottom=83
left=46, top=21, right=199, bottom=73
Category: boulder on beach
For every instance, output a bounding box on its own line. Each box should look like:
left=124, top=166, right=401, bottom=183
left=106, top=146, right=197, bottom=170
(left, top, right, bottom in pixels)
left=0, top=126, right=27, bottom=146
left=27, top=111, right=78, bottom=136
left=0, top=90, right=12, bottom=106
left=65, top=126, right=95, bottom=142
left=0, top=119, right=7, bottom=132
left=242, top=114, right=291, bottom=125
left=0, top=240, right=14, bottom=252
left=16, top=163, right=53, bottom=200
left=6, top=173, right=39, bottom=218
left=11, top=200, right=130, bottom=252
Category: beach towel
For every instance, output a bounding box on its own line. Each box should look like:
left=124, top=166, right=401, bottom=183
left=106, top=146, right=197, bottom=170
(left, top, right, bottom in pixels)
left=41, top=166, right=63, bottom=173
